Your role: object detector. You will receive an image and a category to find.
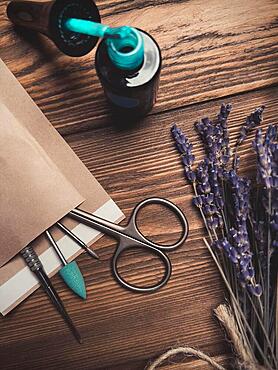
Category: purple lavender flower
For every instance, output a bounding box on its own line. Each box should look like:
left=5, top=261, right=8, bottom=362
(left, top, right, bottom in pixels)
left=171, top=125, right=223, bottom=230
left=271, top=211, right=278, bottom=233
left=171, top=124, right=194, bottom=158
left=253, top=124, right=278, bottom=195
left=264, top=125, right=277, bottom=145
left=225, top=170, right=262, bottom=295
left=236, top=106, right=265, bottom=147
left=252, top=219, right=269, bottom=279
left=218, top=103, right=232, bottom=165
left=177, top=105, right=232, bottom=232
left=247, top=284, right=263, bottom=296
left=230, top=228, right=249, bottom=254
left=208, top=162, right=224, bottom=209
left=171, top=124, right=196, bottom=183
left=214, top=234, right=262, bottom=296
left=195, top=160, right=224, bottom=230
left=271, top=210, right=278, bottom=248
left=193, top=106, right=231, bottom=230
left=213, top=238, right=239, bottom=264
left=195, top=104, right=232, bottom=167
left=253, top=129, right=272, bottom=189
left=196, top=161, right=211, bottom=194
left=192, top=195, right=202, bottom=208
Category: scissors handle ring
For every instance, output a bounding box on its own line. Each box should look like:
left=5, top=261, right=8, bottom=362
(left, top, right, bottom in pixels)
left=112, top=245, right=172, bottom=293
left=130, top=197, right=189, bottom=251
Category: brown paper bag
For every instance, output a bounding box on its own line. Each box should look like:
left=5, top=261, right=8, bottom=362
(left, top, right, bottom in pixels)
left=0, top=103, right=84, bottom=267
left=0, top=59, right=124, bottom=314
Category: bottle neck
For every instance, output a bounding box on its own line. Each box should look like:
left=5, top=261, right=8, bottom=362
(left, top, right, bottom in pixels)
left=106, top=28, right=144, bottom=71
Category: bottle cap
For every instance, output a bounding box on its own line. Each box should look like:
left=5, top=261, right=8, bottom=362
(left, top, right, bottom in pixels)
left=7, top=0, right=101, bottom=57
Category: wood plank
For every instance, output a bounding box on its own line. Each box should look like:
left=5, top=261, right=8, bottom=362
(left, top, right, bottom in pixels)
left=0, top=0, right=277, bottom=133
left=0, top=86, right=277, bottom=370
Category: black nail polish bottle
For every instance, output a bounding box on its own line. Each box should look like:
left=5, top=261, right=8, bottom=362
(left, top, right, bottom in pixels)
left=95, top=29, right=162, bottom=118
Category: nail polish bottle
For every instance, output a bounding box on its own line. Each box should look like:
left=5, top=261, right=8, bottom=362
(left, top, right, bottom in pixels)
left=95, top=28, right=162, bottom=118
left=7, top=0, right=162, bottom=117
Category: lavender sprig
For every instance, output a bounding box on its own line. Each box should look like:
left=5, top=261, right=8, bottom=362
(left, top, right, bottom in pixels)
left=171, top=106, right=278, bottom=368
left=226, top=170, right=262, bottom=296
left=236, top=106, right=265, bottom=147
left=233, top=106, right=265, bottom=171
left=218, top=103, right=232, bottom=165
left=193, top=105, right=233, bottom=231
left=253, top=125, right=278, bottom=190
left=253, top=129, right=272, bottom=189
left=171, top=124, right=196, bottom=182
left=195, top=104, right=232, bottom=167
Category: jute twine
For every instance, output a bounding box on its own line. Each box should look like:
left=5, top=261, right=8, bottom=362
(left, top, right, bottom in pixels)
left=146, top=302, right=271, bottom=369
left=146, top=347, right=268, bottom=369
left=146, top=346, right=226, bottom=370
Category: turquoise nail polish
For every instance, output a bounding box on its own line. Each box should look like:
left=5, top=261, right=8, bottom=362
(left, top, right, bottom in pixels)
left=64, top=19, right=144, bottom=70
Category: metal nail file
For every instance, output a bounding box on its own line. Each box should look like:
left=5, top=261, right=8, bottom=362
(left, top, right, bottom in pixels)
left=45, top=230, right=87, bottom=300
left=21, top=245, right=82, bottom=343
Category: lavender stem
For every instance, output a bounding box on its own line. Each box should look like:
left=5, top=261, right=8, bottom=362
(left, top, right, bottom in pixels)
left=265, top=190, right=272, bottom=340
left=192, top=182, right=214, bottom=243
left=276, top=275, right=278, bottom=359
left=247, top=293, right=278, bottom=368
left=204, top=238, right=272, bottom=369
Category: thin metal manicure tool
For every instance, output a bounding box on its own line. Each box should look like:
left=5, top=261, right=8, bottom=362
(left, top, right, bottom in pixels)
left=21, top=245, right=82, bottom=343
left=45, top=230, right=87, bottom=299
left=56, top=221, right=99, bottom=260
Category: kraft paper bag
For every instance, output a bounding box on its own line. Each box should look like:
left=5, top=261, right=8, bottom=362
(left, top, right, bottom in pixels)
left=0, top=103, right=84, bottom=267
left=0, top=59, right=111, bottom=216
left=0, top=59, right=124, bottom=315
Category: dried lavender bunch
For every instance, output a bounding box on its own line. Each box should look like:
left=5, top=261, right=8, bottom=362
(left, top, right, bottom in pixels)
left=171, top=106, right=278, bottom=369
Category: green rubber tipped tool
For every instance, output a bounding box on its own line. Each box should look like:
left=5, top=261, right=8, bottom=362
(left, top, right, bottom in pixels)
left=45, top=230, right=87, bottom=300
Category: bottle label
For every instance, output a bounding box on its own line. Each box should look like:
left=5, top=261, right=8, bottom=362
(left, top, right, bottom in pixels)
left=106, top=91, right=140, bottom=108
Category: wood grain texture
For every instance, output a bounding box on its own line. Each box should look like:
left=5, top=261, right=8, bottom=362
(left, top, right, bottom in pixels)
left=0, top=0, right=277, bottom=133
left=0, top=85, right=277, bottom=370
left=0, top=0, right=278, bottom=369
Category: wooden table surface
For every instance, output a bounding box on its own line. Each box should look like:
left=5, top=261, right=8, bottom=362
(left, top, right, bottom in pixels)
left=0, top=0, right=277, bottom=369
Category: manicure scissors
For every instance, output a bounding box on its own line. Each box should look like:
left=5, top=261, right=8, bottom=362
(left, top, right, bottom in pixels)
left=69, top=198, right=189, bottom=293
